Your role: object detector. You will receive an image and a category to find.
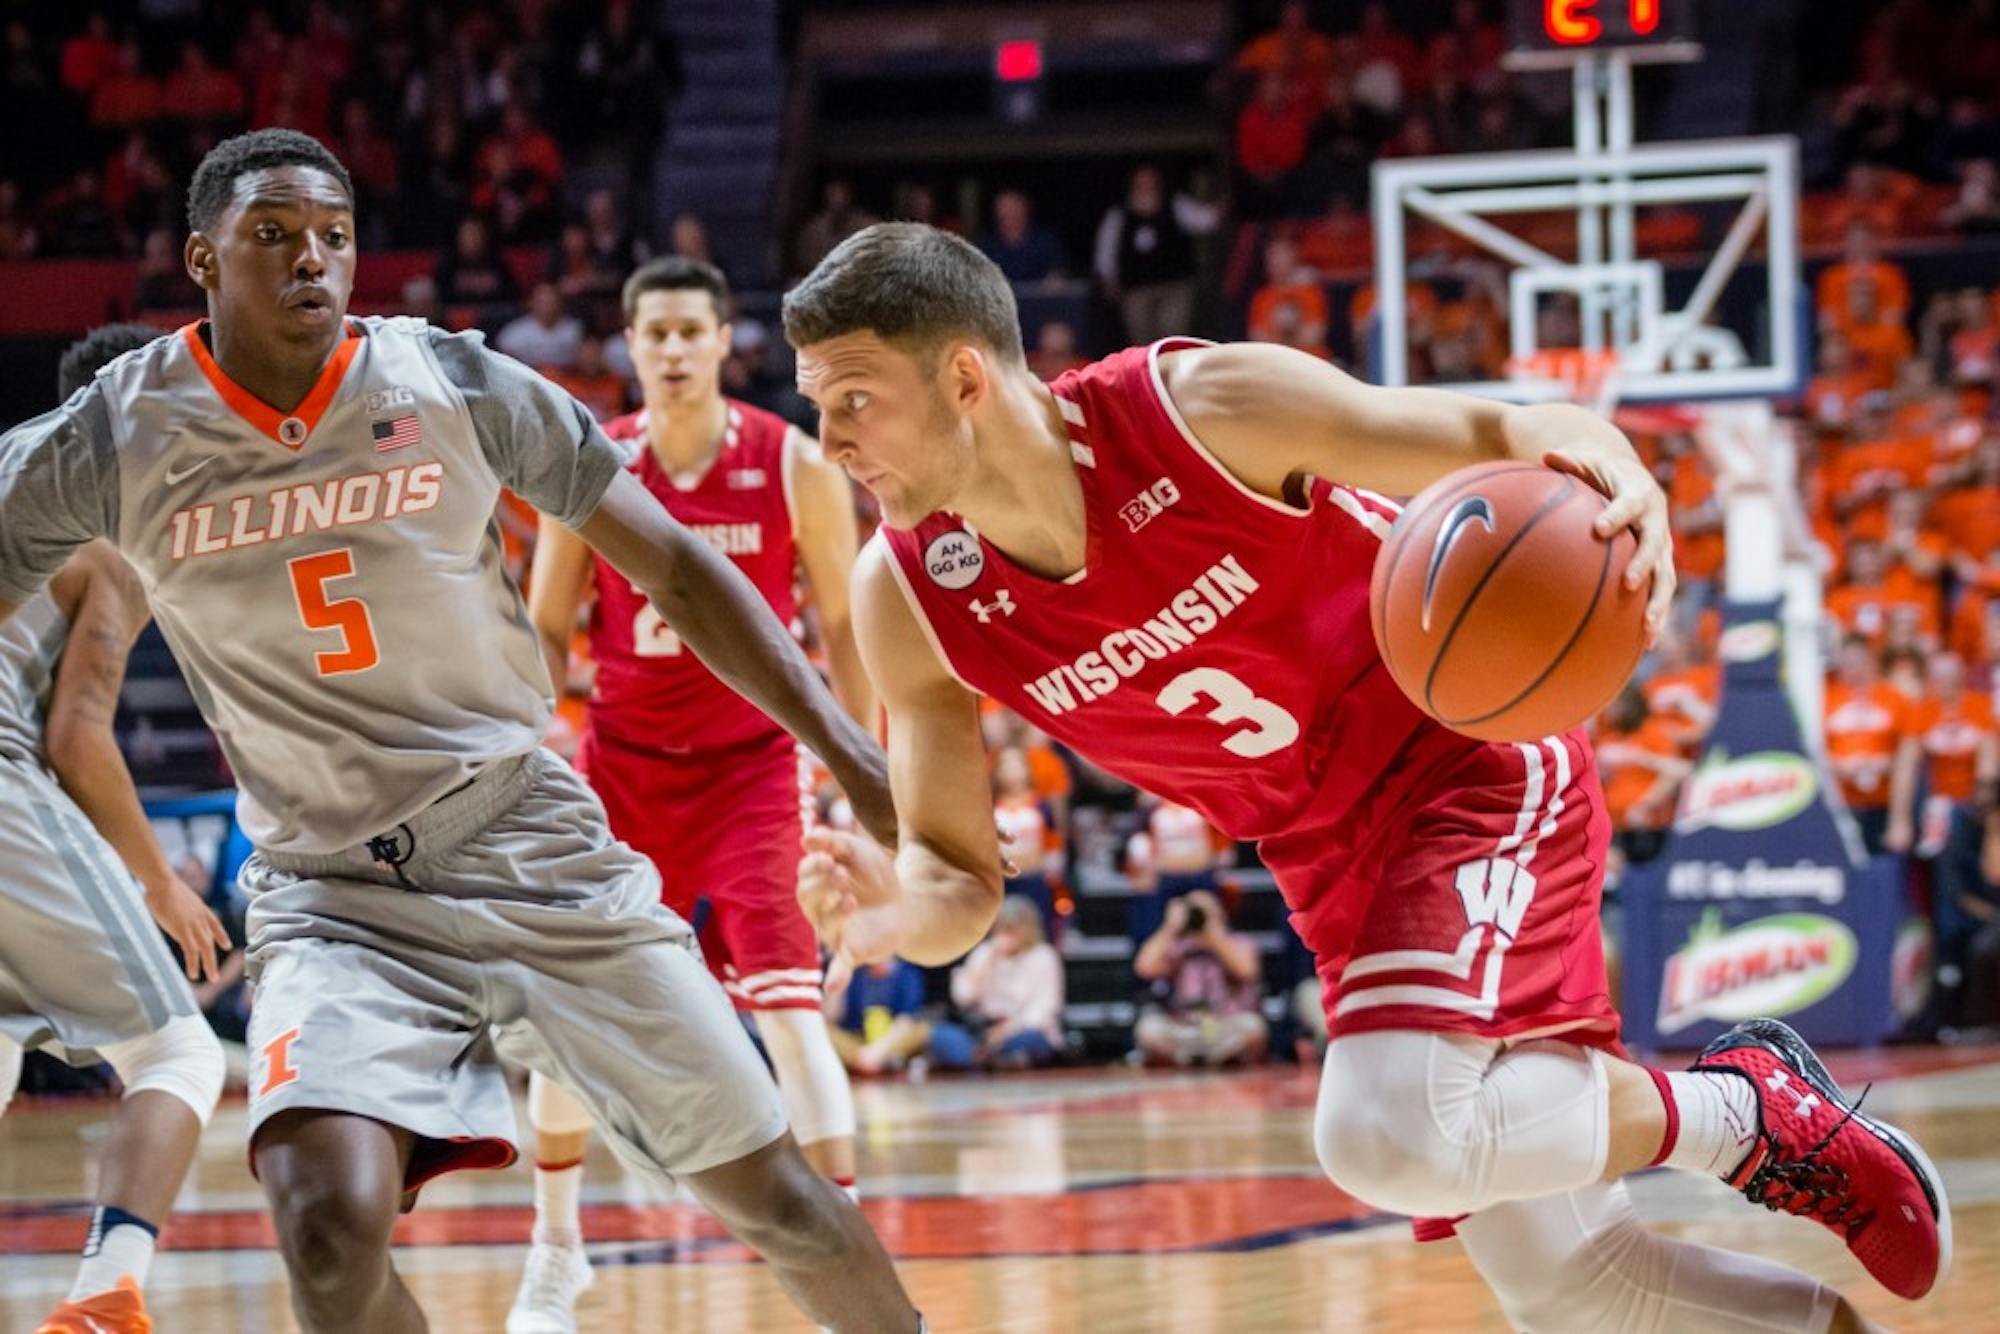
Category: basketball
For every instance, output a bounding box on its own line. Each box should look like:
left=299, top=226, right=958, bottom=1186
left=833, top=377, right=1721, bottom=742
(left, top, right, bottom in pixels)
left=1370, top=461, right=1649, bottom=743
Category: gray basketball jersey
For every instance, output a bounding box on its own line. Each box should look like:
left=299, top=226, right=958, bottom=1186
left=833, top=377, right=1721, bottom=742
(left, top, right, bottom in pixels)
left=0, top=587, right=65, bottom=765
left=0, top=316, right=621, bottom=854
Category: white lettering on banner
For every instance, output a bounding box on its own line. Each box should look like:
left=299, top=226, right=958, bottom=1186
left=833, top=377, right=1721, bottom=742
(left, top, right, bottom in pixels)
left=1021, top=554, right=1258, bottom=715
left=1665, top=859, right=1847, bottom=905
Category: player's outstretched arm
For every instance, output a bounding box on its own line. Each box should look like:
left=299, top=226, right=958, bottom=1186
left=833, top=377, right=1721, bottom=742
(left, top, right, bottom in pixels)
left=525, top=513, right=593, bottom=696
left=44, top=543, right=229, bottom=982
left=798, top=541, right=1006, bottom=968
left=1157, top=341, right=1675, bottom=636
left=575, top=469, right=896, bottom=844
left=787, top=427, right=877, bottom=732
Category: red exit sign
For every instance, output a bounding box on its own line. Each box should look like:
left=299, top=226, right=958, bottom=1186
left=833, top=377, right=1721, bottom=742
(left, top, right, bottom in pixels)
left=1510, top=0, right=1694, bottom=52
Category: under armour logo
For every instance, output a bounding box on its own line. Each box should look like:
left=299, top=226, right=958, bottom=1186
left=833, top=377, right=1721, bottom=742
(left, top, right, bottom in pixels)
left=969, top=591, right=1016, bottom=622
left=1763, top=1068, right=1821, bottom=1118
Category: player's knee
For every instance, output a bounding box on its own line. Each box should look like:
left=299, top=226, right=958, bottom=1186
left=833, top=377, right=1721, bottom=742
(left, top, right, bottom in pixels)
left=101, top=1014, right=225, bottom=1124
left=266, top=1170, right=398, bottom=1295
left=727, top=1147, right=854, bottom=1265
left=1314, top=1036, right=1469, bottom=1216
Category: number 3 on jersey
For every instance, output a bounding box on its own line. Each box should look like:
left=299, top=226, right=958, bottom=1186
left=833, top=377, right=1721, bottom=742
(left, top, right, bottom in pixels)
left=632, top=602, right=683, bottom=657
left=1157, top=667, right=1300, bottom=758
left=287, top=550, right=380, bottom=676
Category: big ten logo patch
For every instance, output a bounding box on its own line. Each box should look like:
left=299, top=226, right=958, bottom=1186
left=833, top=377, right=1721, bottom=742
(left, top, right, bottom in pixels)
left=1120, top=477, right=1182, bottom=533
left=924, top=529, right=985, bottom=589
left=363, top=386, right=418, bottom=415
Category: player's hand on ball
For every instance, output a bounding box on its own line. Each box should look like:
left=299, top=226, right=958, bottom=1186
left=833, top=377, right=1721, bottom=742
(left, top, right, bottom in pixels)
left=799, top=827, right=905, bottom=970
left=143, top=873, right=232, bottom=983
left=1542, top=449, right=1677, bottom=643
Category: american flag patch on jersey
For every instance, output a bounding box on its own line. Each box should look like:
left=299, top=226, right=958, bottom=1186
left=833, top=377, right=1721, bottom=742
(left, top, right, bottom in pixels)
left=372, top=414, right=421, bottom=452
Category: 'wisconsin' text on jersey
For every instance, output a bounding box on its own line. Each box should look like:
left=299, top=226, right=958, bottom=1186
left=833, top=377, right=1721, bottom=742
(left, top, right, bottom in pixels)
left=879, top=338, right=1476, bottom=848
left=1022, top=553, right=1258, bottom=714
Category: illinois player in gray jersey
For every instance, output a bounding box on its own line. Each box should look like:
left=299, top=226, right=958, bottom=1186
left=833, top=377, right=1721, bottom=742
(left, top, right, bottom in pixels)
left=0, top=130, right=925, bottom=1334
left=4, top=323, right=231, bottom=1334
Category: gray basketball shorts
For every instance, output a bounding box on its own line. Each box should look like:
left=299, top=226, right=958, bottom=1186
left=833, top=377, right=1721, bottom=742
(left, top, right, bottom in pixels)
left=0, top=753, right=199, bottom=1062
left=239, top=748, right=788, bottom=1192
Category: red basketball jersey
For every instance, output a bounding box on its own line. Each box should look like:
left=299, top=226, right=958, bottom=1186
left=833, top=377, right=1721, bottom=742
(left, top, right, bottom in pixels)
left=878, top=339, right=1478, bottom=844
left=587, top=402, right=801, bottom=752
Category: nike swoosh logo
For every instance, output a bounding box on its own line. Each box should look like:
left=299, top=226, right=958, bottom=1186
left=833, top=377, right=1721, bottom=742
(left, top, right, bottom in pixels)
left=164, top=456, right=217, bottom=485
left=1422, top=495, right=1494, bottom=632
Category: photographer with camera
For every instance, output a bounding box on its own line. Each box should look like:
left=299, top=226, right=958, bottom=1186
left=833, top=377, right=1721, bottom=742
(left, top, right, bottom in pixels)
left=1132, top=890, right=1269, bottom=1067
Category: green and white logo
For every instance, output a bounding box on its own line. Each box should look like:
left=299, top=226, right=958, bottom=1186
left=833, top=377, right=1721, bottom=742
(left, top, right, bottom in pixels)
left=1657, top=910, right=1858, bottom=1034
left=1675, top=750, right=1818, bottom=833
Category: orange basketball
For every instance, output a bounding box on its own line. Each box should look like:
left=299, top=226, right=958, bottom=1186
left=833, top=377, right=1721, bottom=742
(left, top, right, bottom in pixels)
left=1369, top=461, right=1649, bottom=743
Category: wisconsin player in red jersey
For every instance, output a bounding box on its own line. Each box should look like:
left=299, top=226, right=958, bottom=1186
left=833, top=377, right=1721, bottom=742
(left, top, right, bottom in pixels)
left=518, top=258, right=873, bottom=1331
left=786, top=225, right=1948, bottom=1332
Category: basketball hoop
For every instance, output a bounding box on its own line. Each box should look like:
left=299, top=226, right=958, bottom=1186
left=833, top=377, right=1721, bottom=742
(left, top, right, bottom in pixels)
left=1506, top=347, right=1624, bottom=417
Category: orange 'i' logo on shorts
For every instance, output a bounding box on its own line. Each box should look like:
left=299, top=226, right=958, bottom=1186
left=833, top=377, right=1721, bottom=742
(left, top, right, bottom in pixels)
left=259, top=1027, right=302, bottom=1098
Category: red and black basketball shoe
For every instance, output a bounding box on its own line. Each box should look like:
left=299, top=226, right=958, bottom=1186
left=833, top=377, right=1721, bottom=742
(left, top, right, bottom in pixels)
left=1693, top=1018, right=1951, bottom=1301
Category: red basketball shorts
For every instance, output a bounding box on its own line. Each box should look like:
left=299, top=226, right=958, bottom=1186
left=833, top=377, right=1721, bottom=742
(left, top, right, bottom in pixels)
left=1262, top=730, right=1621, bottom=1052
left=578, top=725, right=821, bottom=1011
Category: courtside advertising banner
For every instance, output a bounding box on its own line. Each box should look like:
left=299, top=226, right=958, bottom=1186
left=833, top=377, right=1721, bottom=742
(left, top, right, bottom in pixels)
left=1620, top=601, right=1899, bottom=1050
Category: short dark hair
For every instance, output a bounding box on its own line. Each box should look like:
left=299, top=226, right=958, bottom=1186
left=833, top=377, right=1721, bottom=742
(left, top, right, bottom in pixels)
left=186, top=128, right=354, bottom=234
left=622, top=256, right=733, bottom=324
left=58, top=322, right=161, bottom=400
left=782, top=223, right=1024, bottom=363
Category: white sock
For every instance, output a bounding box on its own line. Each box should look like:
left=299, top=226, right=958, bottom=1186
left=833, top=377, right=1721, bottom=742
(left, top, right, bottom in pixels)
left=70, top=1207, right=157, bottom=1300
left=532, top=1158, right=584, bottom=1248
left=1653, top=1070, right=1760, bottom=1179
left=842, top=1182, right=860, bottom=1204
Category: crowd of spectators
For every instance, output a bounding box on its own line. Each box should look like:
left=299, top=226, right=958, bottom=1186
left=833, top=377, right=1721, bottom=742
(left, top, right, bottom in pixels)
left=0, top=0, right=670, bottom=264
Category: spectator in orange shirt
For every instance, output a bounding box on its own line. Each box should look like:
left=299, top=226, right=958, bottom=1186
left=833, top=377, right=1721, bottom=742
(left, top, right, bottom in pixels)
left=1233, top=0, right=1335, bottom=101
left=1640, top=627, right=1720, bottom=754
left=1827, top=538, right=1942, bottom=648
left=994, top=746, right=1064, bottom=939
left=1828, top=402, right=1935, bottom=541
left=1838, top=277, right=1915, bottom=393
left=1816, top=222, right=1911, bottom=329
left=1948, top=582, right=2000, bottom=670
left=1946, top=287, right=2000, bottom=387
left=1890, top=651, right=1997, bottom=856
left=1660, top=433, right=1724, bottom=598
left=1871, top=489, right=1949, bottom=587
left=1935, top=433, right=2000, bottom=566
left=1824, top=634, right=1911, bottom=852
left=1803, top=329, right=1873, bottom=433
left=1595, top=686, right=1692, bottom=865
left=1248, top=235, right=1329, bottom=357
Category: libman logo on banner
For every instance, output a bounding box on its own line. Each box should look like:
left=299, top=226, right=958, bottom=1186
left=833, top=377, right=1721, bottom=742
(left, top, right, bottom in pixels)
left=1675, top=749, right=1818, bottom=834
left=1657, top=910, right=1858, bottom=1035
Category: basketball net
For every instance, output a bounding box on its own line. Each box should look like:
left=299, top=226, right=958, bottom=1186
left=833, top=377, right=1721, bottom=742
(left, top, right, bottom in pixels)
left=1505, top=347, right=1626, bottom=419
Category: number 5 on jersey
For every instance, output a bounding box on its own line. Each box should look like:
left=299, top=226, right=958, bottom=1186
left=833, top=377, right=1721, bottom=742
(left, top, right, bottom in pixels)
left=288, top=549, right=380, bottom=676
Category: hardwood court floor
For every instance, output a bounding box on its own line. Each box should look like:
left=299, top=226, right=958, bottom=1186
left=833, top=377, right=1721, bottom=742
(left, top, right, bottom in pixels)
left=3, top=1046, right=1996, bottom=1332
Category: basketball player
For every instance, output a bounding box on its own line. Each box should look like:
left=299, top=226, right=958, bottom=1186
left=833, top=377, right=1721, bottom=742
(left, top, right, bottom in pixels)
left=787, top=224, right=1945, bottom=1332
left=0, top=131, right=923, bottom=1334
left=514, top=257, right=872, bottom=1332
left=5, top=323, right=230, bottom=1334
